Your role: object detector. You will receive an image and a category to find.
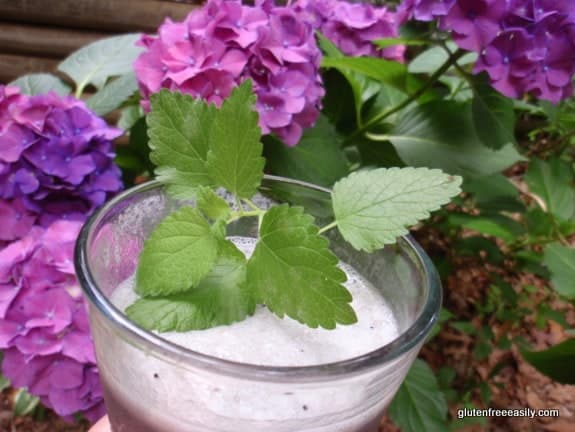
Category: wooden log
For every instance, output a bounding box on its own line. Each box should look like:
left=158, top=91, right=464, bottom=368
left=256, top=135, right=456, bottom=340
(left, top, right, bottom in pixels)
left=0, top=23, right=109, bottom=58
left=0, top=0, right=195, bottom=33
left=0, top=53, right=59, bottom=84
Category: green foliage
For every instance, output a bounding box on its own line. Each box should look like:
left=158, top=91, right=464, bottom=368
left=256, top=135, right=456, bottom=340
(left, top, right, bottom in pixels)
left=114, top=117, right=154, bottom=185
left=196, top=187, right=231, bottom=222
left=58, top=34, right=144, bottom=95
left=264, top=115, right=349, bottom=187
left=521, top=340, right=575, bottom=384
left=13, top=389, right=40, bottom=417
left=206, top=81, right=264, bottom=198
left=135, top=207, right=219, bottom=297
left=128, top=240, right=253, bottom=331
left=332, top=168, right=461, bottom=252
left=9, top=73, right=70, bottom=96
left=247, top=205, right=356, bottom=329
left=525, top=158, right=575, bottom=221
left=389, top=359, right=449, bottom=432
left=86, top=72, right=139, bottom=116
left=543, top=243, right=575, bottom=299
left=470, top=75, right=516, bottom=150
left=386, top=101, right=524, bottom=177
left=148, top=90, right=217, bottom=198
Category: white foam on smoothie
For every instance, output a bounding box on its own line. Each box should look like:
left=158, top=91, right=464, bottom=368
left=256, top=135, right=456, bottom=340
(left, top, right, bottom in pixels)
left=111, top=236, right=399, bottom=366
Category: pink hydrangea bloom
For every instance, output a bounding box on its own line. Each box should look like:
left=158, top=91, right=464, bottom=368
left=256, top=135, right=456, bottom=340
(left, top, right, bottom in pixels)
left=292, top=0, right=405, bottom=62
left=134, top=0, right=324, bottom=146
left=0, top=220, right=104, bottom=421
left=0, top=85, right=123, bottom=243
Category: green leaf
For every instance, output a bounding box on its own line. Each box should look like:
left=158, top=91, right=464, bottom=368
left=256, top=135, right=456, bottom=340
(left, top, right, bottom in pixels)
left=115, top=117, right=153, bottom=185
left=264, top=115, right=348, bottom=187
left=9, top=73, right=71, bottom=96
left=321, top=56, right=408, bottom=92
left=463, top=174, right=524, bottom=212
left=13, top=388, right=40, bottom=417
left=247, top=205, right=356, bottom=329
left=332, top=168, right=461, bottom=252
left=448, top=213, right=525, bottom=243
left=543, top=243, right=575, bottom=299
left=196, top=187, right=231, bottom=222
left=388, top=359, right=448, bottom=432
left=206, top=80, right=264, bottom=198
left=408, top=43, right=476, bottom=74
left=86, top=72, right=139, bottom=116
left=128, top=240, right=253, bottom=332
left=387, top=101, right=524, bottom=178
left=58, top=33, right=144, bottom=91
left=521, top=339, right=575, bottom=384
left=136, top=207, right=219, bottom=297
left=374, top=37, right=428, bottom=48
left=148, top=90, right=217, bottom=198
left=118, top=104, right=144, bottom=131
left=525, top=158, right=575, bottom=220
left=471, top=76, right=516, bottom=149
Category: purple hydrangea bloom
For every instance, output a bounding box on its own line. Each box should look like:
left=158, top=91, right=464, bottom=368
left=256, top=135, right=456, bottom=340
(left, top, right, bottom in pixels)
left=291, top=0, right=405, bottom=61
left=134, top=0, right=324, bottom=146
left=0, top=220, right=104, bottom=422
left=0, top=85, right=123, bottom=241
left=399, top=0, right=575, bottom=102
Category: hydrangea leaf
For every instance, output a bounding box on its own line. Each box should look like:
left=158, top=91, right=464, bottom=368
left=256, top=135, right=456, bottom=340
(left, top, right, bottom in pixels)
left=388, top=359, right=448, bottom=432
left=148, top=90, right=217, bottom=198
left=387, top=100, right=525, bottom=177
left=9, top=73, right=71, bottom=96
left=136, top=207, right=219, bottom=297
left=247, top=204, right=356, bottom=329
left=332, top=168, right=462, bottom=252
left=525, top=158, right=575, bottom=221
left=321, top=55, right=408, bottom=93
left=128, top=240, right=253, bottom=332
left=521, top=340, right=575, bottom=385
left=58, top=34, right=144, bottom=91
left=264, top=115, right=349, bottom=187
left=206, top=80, right=264, bottom=198
left=86, top=72, right=139, bottom=116
left=543, top=243, right=575, bottom=299
left=471, top=76, right=516, bottom=150
left=196, top=187, right=231, bottom=222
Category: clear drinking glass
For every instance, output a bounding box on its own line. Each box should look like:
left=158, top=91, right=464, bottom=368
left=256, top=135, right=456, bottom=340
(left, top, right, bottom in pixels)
left=75, top=176, right=442, bottom=432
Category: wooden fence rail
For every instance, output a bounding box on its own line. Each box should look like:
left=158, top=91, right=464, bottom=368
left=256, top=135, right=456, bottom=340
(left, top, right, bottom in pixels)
left=0, top=0, right=200, bottom=84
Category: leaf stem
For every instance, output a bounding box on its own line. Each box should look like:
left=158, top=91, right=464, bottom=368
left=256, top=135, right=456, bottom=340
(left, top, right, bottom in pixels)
left=243, top=198, right=262, bottom=212
left=342, top=49, right=467, bottom=147
left=318, top=221, right=338, bottom=235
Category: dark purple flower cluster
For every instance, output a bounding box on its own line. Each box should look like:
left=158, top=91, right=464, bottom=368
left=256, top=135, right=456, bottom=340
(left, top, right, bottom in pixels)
left=0, top=85, right=123, bottom=243
left=398, top=0, right=575, bottom=102
left=134, top=0, right=324, bottom=146
left=291, top=0, right=405, bottom=61
left=0, top=220, right=104, bottom=421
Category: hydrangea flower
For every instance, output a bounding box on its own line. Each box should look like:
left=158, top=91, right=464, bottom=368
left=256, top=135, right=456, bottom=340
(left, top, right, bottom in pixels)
left=0, top=220, right=104, bottom=422
left=134, top=0, right=324, bottom=146
left=398, top=0, right=575, bottom=102
left=0, top=85, right=123, bottom=242
left=291, top=0, right=405, bottom=61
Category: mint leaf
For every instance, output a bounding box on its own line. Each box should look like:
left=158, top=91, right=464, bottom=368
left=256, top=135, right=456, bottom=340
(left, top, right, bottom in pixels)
left=388, top=359, right=448, bottom=432
left=196, top=187, right=231, bottom=222
left=136, top=207, right=219, bottom=297
left=206, top=80, right=264, bottom=198
left=128, top=240, right=253, bottom=332
left=148, top=91, right=217, bottom=198
left=332, top=168, right=462, bottom=252
left=247, top=205, right=356, bottom=329
left=521, top=340, right=575, bottom=385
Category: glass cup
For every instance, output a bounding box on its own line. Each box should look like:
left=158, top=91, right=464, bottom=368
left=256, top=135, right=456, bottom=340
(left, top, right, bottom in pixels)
left=75, top=176, right=442, bottom=432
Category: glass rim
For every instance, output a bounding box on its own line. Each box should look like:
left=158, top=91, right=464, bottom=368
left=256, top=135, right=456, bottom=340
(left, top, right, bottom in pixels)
left=75, top=176, right=442, bottom=382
